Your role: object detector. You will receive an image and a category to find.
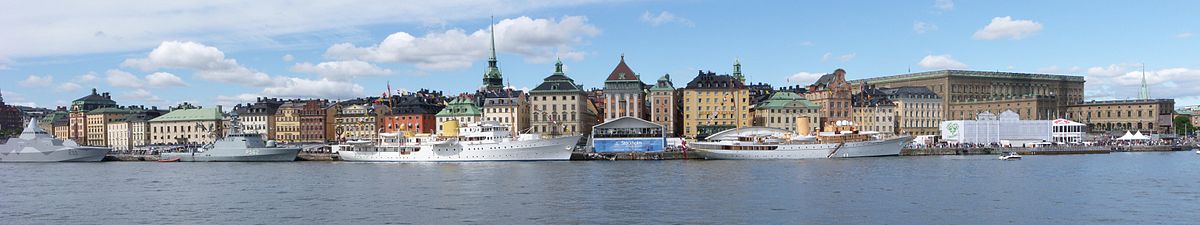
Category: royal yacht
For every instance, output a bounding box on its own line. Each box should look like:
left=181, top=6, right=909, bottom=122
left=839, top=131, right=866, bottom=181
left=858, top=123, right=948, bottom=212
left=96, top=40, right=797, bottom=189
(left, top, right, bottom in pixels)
left=333, top=121, right=579, bottom=162
left=688, top=125, right=912, bottom=160
left=0, top=120, right=111, bottom=162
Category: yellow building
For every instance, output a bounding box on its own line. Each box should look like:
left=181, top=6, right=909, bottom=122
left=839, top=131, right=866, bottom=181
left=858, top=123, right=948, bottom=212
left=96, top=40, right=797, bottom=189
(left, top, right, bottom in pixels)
left=148, top=106, right=225, bottom=145
left=1065, top=99, right=1175, bottom=134
left=274, top=101, right=303, bottom=143
left=681, top=71, right=750, bottom=139
left=85, top=107, right=137, bottom=147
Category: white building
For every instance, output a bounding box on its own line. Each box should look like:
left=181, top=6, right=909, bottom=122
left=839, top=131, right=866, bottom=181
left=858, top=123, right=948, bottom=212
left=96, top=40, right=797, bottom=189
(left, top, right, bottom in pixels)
left=1051, top=119, right=1087, bottom=143
left=939, top=110, right=1051, bottom=145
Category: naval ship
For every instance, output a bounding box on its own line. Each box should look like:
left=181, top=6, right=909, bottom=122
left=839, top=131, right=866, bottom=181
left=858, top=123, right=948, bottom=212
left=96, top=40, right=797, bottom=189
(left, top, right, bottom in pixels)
left=689, top=123, right=912, bottom=160
left=160, top=113, right=300, bottom=162
left=333, top=121, right=579, bottom=162
left=0, top=120, right=111, bottom=162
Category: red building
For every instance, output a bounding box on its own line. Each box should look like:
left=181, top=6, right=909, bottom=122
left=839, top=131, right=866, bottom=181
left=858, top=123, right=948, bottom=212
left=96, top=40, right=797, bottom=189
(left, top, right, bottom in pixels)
left=378, top=93, right=445, bottom=134
left=298, top=100, right=332, bottom=143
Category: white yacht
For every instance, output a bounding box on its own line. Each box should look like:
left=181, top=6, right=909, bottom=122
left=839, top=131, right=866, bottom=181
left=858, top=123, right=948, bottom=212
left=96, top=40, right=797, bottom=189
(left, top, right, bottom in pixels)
left=0, top=120, right=111, bottom=162
left=689, top=127, right=912, bottom=160
left=999, top=152, right=1022, bottom=160
left=333, top=121, right=579, bottom=162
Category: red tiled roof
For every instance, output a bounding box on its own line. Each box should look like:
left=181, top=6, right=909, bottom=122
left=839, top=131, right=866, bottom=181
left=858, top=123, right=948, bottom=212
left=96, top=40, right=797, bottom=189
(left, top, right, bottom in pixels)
left=605, top=56, right=638, bottom=81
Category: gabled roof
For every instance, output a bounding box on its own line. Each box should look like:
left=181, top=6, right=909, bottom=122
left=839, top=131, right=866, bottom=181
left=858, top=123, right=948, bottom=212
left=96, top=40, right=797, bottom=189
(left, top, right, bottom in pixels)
left=149, top=108, right=222, bottom=122
left=73, top=89, right=115, bottom=104
left=435, top=97, right=482, bottom=117
left=684, top=70, right=745, bottom=90
left=605, top=55, right=639, bottom=81
left=650, top=74, right=675, bottom=91
left=754, top=92, right=820, bottom=109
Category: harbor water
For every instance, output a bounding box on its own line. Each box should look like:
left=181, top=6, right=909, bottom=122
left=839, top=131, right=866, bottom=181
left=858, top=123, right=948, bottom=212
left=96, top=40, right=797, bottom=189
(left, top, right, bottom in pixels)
left=2, top=152, right=1198, bottom=224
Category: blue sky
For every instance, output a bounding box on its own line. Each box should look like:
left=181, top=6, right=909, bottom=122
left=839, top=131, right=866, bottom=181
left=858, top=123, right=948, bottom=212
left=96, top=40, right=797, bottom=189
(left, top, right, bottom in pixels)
left=3, top=0, right=1199, bottom=109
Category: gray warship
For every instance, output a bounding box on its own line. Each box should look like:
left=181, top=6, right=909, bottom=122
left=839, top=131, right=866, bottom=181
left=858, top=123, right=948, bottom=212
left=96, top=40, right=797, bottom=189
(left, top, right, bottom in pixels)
left=160, top=113, right=300, bottom=162
left=0, top=120, right=111, bottom=162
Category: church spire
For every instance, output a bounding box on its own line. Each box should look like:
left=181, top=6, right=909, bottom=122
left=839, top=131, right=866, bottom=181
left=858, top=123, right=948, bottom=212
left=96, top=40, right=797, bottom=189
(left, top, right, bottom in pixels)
left=488, top=16, right=497, bottom=66
left=1139, top=64, right=1150, bottom=99
left=732, top=58, right=744, bottom=82
left=482, top=16, right=504, bottom=90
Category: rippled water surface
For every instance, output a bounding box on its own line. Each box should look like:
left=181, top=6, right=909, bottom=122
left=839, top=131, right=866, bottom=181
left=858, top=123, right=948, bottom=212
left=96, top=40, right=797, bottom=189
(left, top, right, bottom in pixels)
left=2, top=152, right=1199, bottom=224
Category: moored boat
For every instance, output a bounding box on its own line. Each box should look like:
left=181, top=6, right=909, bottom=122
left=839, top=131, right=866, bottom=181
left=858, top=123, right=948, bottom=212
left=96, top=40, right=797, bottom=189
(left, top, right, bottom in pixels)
left=333, top=121, right=578, bottom=162
left=689, top=125, right=912, bottom=160
left=0, top=120, right=111, bottom=162
left=159, top=112, right=300, bottom=162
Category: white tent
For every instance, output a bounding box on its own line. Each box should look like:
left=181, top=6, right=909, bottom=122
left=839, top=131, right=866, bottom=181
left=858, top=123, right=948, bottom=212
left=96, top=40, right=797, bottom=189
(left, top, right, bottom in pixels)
left=1115, top=131, right=1136, bottom=140
left=1132, top=131, right=1150, bottom=140
left=1115, top=131, right=1150, bottom=140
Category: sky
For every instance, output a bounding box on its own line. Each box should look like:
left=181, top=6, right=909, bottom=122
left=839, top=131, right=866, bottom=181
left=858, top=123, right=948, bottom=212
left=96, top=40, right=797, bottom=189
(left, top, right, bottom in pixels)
left=2, top=0, right=1199, bottom=110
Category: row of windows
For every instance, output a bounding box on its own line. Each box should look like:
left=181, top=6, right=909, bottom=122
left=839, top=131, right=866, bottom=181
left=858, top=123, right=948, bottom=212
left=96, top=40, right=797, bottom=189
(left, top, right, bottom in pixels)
left=533, top=95, right=577, bottom=101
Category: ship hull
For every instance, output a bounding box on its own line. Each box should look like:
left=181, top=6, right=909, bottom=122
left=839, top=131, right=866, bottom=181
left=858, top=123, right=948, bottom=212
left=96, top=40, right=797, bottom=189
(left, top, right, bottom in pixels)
left=160, top=148, right=301, bottom=162
left=693, top=136, right=913, bottom=160
left=337, top=135, right=579, bottom=162
left=0, top=147, right=110, bottom=162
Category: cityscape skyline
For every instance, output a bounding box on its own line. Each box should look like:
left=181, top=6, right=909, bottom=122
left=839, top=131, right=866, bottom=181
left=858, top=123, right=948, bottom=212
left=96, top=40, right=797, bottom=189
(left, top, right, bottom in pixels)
left=3, top=0, right=1199, bottom=109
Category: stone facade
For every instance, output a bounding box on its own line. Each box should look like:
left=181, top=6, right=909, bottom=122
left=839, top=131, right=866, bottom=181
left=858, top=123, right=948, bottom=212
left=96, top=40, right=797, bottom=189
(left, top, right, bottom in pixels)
left=379, top=91, right=445, bottom=134
left=233, top=98, right=283, bottom=139
left=851, top=85, right=896, bottom=134
left=879, top=86, right=943, bottom=136
left=805, top=69, right=854, bottom=126
left=648, top=74, right=681, bottom=137
left=1065, top=99, right=1175, bottom=134
left=602, top=55, right=647, bottom=121
left=334, top=103, right=376, bottom=141
left=852, top=70, right=1085, bottom=122
left=949, top=95, right=1059, bottom=121
left=274, top=101, right=303, bottom=143
left=751, top=92, right=820, bottom=134
left=436, top=97, right=482, bottom=134
left=681, top=70, right=750, bottom=139
left=69, top=89, right=117, bottom=145
left=480, top=89, right=530, bottom=134
left=529, top=60, right=598, bottom=136
left=148, top=106, right=224, bottom=145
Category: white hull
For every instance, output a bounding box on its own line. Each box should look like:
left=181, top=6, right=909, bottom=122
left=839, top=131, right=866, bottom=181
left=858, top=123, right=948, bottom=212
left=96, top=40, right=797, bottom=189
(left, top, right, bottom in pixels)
left=337, top=135, right=579, bottom=162
left=692, top=136, right=913, bottom=160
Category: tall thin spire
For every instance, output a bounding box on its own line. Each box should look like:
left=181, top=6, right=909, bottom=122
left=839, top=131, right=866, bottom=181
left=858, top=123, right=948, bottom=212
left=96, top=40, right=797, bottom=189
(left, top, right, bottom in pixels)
left=1139, top=63, right=1150, bottom=99
left=482, top=16, right=504, bottom=90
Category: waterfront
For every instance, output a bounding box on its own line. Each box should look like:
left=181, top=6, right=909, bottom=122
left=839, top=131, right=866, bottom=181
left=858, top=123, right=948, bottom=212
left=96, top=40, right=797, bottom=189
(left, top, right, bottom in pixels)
left=2, top=152, right=1198, bottom=224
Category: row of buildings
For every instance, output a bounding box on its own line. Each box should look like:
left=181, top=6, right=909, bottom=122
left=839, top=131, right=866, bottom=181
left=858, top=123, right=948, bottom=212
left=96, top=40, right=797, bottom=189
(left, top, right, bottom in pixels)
left=3, top=28, right=1180, bottom=149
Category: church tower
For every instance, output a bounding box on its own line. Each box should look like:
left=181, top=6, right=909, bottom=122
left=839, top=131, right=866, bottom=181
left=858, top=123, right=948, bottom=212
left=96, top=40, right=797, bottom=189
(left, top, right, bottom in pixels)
left=482, top=19, right=505, bottom=90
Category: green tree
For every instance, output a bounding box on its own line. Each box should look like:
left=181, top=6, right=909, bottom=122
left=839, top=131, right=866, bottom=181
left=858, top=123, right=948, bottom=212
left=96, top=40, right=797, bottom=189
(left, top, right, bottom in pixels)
left=1174, top=115, right=1195, bottom=136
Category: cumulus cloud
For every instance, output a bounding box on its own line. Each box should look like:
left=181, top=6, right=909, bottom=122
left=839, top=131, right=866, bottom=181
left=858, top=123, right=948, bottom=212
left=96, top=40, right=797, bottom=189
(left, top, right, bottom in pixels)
left=282, top=54, right=295, bottom=62
left=640, top=11, right=694, bottom=27
left=934, top=0, right=954, bottom=11
left=122, top=41, right=274, bottom=86
left=19, top=75, right=53, bottom=87
left=1083, top=63, right=1200, bottom=101
left=325, top=16, right=600, bottom=70
left=0, top=1, right=601, bottom=58
left=973, top=16, right=1043, bottom=40
left=261, top=78, right=365, bottom=100
left=215, top=94, right=262, bottom=107
left=105, top=70, right=143, bottom=88
left=787, top=72, right=826, bottom=84
left=918, top=54, right=968, bottom=70
left=146, top=72, right=188, bottom=87
left=57, top=82, right=82, bottom=92
left=913, top=21, right=938, bottom=34
left=1175, top=32, right=1194, bottom=39
left=123, top=89, right=165, bottom=103
left=105, top=70, right=188, bottom=88
left=291, top=60, right=392, bottom=80
left=77, top=72, right=98, bottom=82
left=821, top=52, right=856, bottom=62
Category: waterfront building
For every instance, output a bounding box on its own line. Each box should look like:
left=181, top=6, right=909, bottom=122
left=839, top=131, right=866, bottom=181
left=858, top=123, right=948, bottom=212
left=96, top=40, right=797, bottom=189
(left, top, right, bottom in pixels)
left=529, top=59, right=598, bottom=136
left=149, top=105, right=224, bottom=145
left=274, top=101, right=303, bottom=143
left=69, top=89, right=117, bottom=144
left=879, top=86, right=943, bottom=136
left=1052, top=119, right=1088, bottom=143
left=334, top=102, right=377, bottom=141
left=751, top=92, right=820, bottom=135
left=480, top=89, right=530, bottom=134
left=590, top=117, right=665, bottom=153
left=435, top=96, right=483, bottom=134
left=1064, top=99, right=1175, bottom=134
left=587, top=88, right=606, bottom=125
left=680, top=70, right=750, bottom=139
left=602, top=55, right=647, bottom=121
left=85, top=107, right=143, bottom=147
left=106, top=112, right=158, bottom=151
left=851, top=85, right=897, bottom=134
left=852, top=70, right=1085, bottom=121
left=949, top=95, right=1059, bottom=121
left=39, top=107, right=69, bottom=139
left=939, top=110, right=1051, bottom=145
left=648, top=74, right=681, bottom=137
left=379, top=91, right=445, bottom=134
left=297, top=100, right=333, bottom=143
left=233, top=98, right=283, bottom=139
left=52, top=115, right=70, bottom=141
left=805, top=69, right=854, bottom=127
left=0, top=91, right=23, bottom=137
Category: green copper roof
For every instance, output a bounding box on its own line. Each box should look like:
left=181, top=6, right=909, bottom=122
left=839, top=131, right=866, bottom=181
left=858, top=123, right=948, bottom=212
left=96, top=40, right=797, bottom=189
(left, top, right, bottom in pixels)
left=86, top=107, right=141, bottom=115
left=753, top=92, right=820, bottom=109
left=435, top=97, right=482, bottom=117
left=149, top=108, right=222, bottom=122
left=650, top=74, right=675, bottom=91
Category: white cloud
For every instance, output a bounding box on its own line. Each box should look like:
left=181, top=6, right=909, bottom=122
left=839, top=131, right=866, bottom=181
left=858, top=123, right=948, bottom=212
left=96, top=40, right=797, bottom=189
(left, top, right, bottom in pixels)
left=1175, top=32, right=1194, bottom=39
left=106, top=69, right=143, bottom=88
left=123, top=89, right=165, bottom=103
left=146, top=72, right=188, bottom=87
left=19, top=75, right=53, bottom=87
left=1083, top=63, right=1200, bottom=101
left=913, top=21, right=938, bottom=34
left=77, top=72, right=98, bottom=82
left=934, top=0, right=954, bottom=11
left=0, top=90, right=36, bottom=107
left=640, top=11, right=694, bottom=27
left=787, top=72, right=825, bottom=84
left=57, top=82, right=83, bottom=92
left=973, top=16, right=1043, bottom=40
left=215, top=93, right=261, bottom=108
left=821, top=52, right=856, bottom=62
left=0, top=56, right=11, bottom=70
left=0, top=1, right=602, bottom=58
left=261, top=78, right=365, bottom=100
left=291, top=60, right=392, bottom=80
left=325, top=16, right=600, bottom=70
left=282, top=54, right=295, bottom=62
left=121, top=41, right=275, bottom=86
left=918, top=54, right=968, bottom=70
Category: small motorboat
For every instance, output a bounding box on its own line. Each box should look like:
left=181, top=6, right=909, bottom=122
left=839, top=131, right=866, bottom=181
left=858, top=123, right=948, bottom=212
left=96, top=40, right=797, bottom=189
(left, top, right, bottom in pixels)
left=1194, top=149, right=1199, bottom=155
left=158, top=157, right=181, bottom=162
left=999, top=152, right=1022, bottom=160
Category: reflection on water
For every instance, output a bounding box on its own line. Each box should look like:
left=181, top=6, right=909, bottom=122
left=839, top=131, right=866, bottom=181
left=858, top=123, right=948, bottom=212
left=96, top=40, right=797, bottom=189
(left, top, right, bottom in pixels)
left=1, top=152, right=1198, bottom=224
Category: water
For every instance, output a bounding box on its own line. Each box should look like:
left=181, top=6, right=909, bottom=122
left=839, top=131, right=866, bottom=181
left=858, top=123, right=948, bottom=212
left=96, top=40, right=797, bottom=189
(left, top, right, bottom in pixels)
left=2, top=152, right=1198, bottom=224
